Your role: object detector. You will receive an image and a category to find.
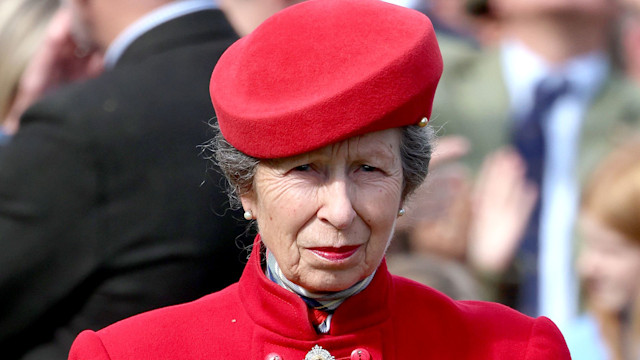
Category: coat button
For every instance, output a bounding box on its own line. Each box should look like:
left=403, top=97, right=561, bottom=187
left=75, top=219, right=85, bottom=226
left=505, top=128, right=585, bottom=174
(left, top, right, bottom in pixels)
left=351, top=348, right=371, bottom=360
left=265, top=353, right=282, bottom=360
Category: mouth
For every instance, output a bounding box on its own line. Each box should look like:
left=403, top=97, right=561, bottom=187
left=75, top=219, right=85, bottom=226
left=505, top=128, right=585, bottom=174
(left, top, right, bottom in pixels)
left=309, top=245, right=361, bottom=261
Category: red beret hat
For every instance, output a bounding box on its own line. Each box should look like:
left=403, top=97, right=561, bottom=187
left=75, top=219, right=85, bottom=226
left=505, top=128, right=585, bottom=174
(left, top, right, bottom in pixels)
left=210, top=0, right=443, bottom=158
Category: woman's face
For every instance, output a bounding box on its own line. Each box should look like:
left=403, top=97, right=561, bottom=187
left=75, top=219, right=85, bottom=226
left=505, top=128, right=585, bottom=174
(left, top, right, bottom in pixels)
left=242, top=128, right=404, bottom=292
left=578, top=215, right=640, bottom=312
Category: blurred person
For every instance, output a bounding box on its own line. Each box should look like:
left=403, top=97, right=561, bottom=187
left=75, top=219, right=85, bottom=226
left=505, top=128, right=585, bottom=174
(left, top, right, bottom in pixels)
left=463, top=0, right=502, bottom=46
left=389, top=135, right=471, bottom=258
left=386, top=252, right=482, bottom=300
left=397, top=162, right=472, bottom=260
left=426, top=0, right=479, bottom=40
left=1, top=0, right=102, bottom=136
left=564, top=138, right=640, bottom=360
left=431, top=0, right=640, bottom=329
left=68, top=1, right=570, bottom=358
left=385, top=0, right=489, bottom=44
left=0, top=0, right=60, bottom=141
left=388, top=149, right=483, bottom=302
left=0, top=0, right=252, bottom=359
left=465, top=148, right=539, bottom=302
left=398, top=146, right=537, bottom=302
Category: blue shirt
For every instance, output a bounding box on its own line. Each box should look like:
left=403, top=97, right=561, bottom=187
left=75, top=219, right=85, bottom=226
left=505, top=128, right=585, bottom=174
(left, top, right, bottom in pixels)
left=564, top=314, right=609, bottom=360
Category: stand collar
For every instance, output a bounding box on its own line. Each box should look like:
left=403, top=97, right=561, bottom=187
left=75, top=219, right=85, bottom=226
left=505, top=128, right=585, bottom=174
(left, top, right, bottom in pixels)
left=238, top=235, right=393, bottom=340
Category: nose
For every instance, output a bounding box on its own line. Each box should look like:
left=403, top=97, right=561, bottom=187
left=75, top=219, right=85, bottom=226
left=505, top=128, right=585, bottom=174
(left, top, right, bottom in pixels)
left=317, top=178, right=356, bottom=230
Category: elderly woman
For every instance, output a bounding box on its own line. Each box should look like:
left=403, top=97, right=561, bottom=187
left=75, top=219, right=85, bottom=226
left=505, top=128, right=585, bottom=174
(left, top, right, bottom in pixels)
left=69, top=0, right=570, bottom=359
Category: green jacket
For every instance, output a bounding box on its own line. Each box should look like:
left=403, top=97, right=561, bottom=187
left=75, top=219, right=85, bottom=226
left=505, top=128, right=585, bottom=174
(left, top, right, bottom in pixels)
left=433, top=39, right=640, bottom=183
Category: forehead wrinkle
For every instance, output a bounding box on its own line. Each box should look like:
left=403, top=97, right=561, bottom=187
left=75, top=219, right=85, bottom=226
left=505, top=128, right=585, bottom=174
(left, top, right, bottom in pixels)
left=266, top=130, right=401, bottom=167
left=336, top=133, right=399, bottom=164
left=352, top=133, right=399, bottom=165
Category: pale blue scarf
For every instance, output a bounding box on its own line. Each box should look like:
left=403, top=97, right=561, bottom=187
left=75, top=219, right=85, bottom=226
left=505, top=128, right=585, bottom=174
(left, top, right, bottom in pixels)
left=265, top=251, right=376, bottom=333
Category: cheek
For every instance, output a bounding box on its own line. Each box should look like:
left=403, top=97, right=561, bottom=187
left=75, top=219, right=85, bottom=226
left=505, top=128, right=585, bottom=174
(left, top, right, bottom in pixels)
left=255, top=174, right=314, bottom=215
left=362, top=180, right=402, bottom=219
left=617, top=257, right=640, bottom=293
left=260, top=186, right=318, bottom=227
left=253, top=179, right=319, bottom=254
left=358, top=182, right=402, bottom=252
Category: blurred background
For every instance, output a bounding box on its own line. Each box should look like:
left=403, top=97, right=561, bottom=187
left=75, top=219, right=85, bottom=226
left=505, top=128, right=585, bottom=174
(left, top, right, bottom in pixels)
left=3, top=0, right=640, bottom=359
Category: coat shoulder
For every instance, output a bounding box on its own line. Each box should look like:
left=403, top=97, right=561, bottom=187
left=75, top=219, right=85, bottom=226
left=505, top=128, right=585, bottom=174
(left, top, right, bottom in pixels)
left=69, top=284, right=247, bottom=359
left=390, top=275, right=571, bottom=359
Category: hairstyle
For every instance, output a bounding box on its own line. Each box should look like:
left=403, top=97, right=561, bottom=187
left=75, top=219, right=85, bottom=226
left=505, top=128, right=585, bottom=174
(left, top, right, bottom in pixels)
left=205, top=123, right=435, bottom=210
left=0, top=0, right=59, bottom=120
left=580, top=138, right=640, bottom=360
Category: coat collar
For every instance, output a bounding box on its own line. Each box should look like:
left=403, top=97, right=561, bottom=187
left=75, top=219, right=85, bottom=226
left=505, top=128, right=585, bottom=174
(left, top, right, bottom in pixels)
left=238, top=235, right=393, bottom=340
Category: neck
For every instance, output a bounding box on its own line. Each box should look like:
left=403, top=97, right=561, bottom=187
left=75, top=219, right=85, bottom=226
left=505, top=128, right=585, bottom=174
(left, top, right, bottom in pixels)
left=501, top=15, right=611, bottom=65
left=265, top=251, right=375, bottom=309
left=220, top=0, right=301, bottom=37
left=219, top=0, right=280, bottom=37
left=92, top=0, right=173, bottom=51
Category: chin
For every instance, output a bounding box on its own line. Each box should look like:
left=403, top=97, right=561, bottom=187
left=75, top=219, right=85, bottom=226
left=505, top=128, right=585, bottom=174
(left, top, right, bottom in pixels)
left=590, top=294, right=629, bottom=314
left=303, top=271, right=362, bottom=293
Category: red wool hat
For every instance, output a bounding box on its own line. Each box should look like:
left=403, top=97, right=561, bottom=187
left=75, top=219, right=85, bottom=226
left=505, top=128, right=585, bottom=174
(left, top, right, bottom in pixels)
left=210, top=0, right=443, bottom=159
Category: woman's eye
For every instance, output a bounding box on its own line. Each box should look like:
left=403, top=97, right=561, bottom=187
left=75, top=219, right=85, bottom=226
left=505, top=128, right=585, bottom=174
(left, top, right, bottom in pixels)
left=293, top=164, right=311, bottom=171
left=361, top=165, right=377, bottom=172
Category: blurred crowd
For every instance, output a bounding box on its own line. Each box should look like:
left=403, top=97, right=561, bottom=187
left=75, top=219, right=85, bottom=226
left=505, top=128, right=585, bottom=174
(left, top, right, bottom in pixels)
left=2, top=0, right=640, bottom=359
left=388, top=1, right=640, bottom=360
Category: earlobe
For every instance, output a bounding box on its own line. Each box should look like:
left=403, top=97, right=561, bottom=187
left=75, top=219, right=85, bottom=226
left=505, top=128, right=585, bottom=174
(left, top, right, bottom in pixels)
left=240, top=193, right=257, bottom=219
left=397, top=200, right=405, bottom=216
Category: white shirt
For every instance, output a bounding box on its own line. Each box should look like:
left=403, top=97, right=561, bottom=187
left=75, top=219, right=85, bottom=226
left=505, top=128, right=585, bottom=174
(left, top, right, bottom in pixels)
left=501, top=39, right=609, bottom=330
left=103, top=0, right=219, bottom=69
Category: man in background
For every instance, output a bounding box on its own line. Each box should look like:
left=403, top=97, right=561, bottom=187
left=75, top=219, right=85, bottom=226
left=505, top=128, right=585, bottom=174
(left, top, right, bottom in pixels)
left=429, top=0, right=640, bottom=330
left=0, top=0, right=251, bottom=358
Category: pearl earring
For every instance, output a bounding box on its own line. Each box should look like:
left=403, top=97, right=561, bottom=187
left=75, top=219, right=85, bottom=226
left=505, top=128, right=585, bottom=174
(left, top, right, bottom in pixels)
left=398, top=208, right=405, bottom=217
left=244, top=210, right=253, bottom=220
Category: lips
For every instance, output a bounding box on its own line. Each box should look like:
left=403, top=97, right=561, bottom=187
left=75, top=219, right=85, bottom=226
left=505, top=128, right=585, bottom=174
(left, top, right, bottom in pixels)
left=309, top=245, right=361, bottom=261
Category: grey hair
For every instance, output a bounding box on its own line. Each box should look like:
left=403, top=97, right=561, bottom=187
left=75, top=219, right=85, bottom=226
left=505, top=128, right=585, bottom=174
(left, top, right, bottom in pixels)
left=203, top=122, right=260, bottom=210
left=204, top=123, right=434, bottom=209
left=400, top=124, right=435, bottom=199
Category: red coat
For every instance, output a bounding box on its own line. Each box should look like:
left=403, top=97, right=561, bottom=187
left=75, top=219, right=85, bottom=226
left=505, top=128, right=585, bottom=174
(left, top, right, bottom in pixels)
left=69, top=239, right=571, bottom=360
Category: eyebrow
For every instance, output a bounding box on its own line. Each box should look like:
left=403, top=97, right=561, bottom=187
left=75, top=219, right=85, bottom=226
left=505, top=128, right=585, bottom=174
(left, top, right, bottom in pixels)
left=268, top=137, right=399, bottom=167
